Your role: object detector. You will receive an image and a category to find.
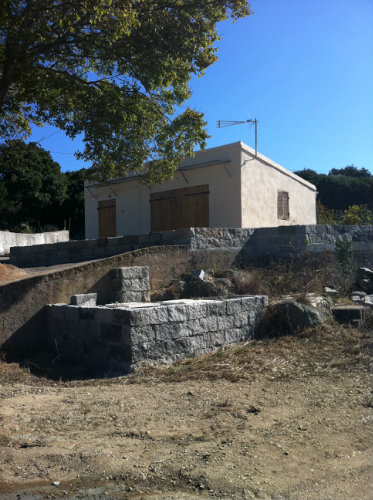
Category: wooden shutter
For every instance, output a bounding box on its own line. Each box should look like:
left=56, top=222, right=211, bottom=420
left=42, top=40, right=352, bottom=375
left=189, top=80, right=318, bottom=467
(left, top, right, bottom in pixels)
left=98, top=199, right=116, bottom=237
left=150, top=184, right=209, bottom=231
left=277, top=191, right=289, bottom=220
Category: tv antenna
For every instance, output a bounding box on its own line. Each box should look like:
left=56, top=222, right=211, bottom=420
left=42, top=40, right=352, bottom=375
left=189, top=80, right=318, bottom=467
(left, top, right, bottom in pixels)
left=217, top=118, right=258, bottom=156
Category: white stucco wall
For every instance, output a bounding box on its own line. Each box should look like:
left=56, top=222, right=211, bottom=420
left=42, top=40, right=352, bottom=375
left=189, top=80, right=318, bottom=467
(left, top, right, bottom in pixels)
left=84, top=141, right=317, bottom=238
left=84, top=143, right=243, bottom=238
left=240, top=143, right=317, bottom=227
left=0, top=230, right=69, bottom=256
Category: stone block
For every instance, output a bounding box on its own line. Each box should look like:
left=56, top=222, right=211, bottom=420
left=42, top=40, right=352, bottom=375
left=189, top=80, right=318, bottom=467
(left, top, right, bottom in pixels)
left=78, top=307, right=96, bottom=321
left=199, top=315, right=218, bottom=332
left=217, top=315, right=235, bottom=331
left=108, top=343, right=132, bottom=362
left=207, top=330, right=225, bottom=346
left=129, top=305, right=169, bottom=326
left=114, top=291, right=144, bottom=303
left=112, top=266, right=150, bottom=279
left=187, top=302, right=207, bottom=319
left=70, top=293, right=97, bottom=307
left=131, top=326, right=155, bottom=344
left=233, top=313, right=249, bottom=328
left=120, top=278, right=149, bottom=292
left=167, top=304, right=189, bottom=322
left=100, top=323, right=123, bottom=342
left=207, top=300, right=226, bottom=316
left=63, top=306, right=81, bottom=322
left=154, top=322, right=186, bottom=341
left=224, top=328, right=245, bottom=343
left=226, top=297, right=244, bottom=315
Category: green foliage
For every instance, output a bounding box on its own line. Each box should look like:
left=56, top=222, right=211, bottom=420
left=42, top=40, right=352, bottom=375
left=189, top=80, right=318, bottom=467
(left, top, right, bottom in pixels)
left=335, top=238, right=354, bottom=276
left=316, top=200, right=373, bottom=226
left=0, top=140, right=67, bottom=231
left=329, top=165, right=371, bottom=178
left=316, top=200, right=337, bottom=225
left=59, top=169, right=86, bottom=239
left=0, top=0, right=251, bottom=183
left=340, top=205, right=373, bottom=226
left=295, top=166, right=373, bottom=211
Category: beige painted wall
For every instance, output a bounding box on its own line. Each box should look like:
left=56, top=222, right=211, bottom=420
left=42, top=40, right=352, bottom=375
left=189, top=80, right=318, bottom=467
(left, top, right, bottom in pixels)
left=84, top=141, right=317, bottom=238
left=85, top=143, right=242, bottom=238
left=240, top=143, right=317, bottom=227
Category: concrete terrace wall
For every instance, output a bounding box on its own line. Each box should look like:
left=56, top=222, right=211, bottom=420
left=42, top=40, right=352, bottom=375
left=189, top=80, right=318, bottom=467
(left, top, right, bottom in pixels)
left=0, top=246, right=192, bottom=354
left=46, top=296, right=268, bottom=377
left=0, top=230, right=69, bottom=256
left=9, top=225, right=373, bottom=268
left=10, top=229, right=192, bottom=267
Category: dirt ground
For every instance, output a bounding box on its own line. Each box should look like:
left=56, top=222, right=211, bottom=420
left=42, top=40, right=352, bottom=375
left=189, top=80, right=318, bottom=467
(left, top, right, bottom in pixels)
left=0, top=263, right=28, bottom=285
left=0, top=323, right=372, bottom=500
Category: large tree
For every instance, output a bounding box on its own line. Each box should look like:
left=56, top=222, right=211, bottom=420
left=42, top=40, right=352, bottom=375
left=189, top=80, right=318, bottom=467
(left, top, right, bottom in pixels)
left=0, top=140, right=67, bottom=231
left=0, top=0, right=251, bottom=182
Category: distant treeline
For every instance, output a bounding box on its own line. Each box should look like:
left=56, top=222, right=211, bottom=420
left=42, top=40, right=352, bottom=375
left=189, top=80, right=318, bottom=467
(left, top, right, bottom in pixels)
left=295, top=166, right=373, bottom=212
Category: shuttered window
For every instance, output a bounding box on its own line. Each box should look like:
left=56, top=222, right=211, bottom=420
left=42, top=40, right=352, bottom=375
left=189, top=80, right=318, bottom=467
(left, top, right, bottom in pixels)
left=277, top=191, right=289, bottom=220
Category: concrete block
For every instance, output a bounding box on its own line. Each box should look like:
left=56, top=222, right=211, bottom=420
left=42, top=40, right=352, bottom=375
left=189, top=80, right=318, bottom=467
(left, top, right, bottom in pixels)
left=70, top=293, right=97, bottom=307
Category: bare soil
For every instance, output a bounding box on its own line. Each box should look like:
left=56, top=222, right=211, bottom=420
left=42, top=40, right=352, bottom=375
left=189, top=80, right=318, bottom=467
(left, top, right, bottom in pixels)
left=0, top=263, right=28, bottom=285
left=0, top=323, right=372, bottom=500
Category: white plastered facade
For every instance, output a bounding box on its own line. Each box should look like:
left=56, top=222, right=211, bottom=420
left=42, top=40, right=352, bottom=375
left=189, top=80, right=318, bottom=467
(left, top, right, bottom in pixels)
left=84, top=141, right=317, bottom=238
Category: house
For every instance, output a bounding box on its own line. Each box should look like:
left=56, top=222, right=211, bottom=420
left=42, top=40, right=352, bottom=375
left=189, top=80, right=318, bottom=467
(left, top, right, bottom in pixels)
left=84, top=141, right=317, bottom=239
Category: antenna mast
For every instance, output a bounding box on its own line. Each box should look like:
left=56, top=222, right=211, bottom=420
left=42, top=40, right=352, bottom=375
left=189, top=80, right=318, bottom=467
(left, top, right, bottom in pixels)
left=217, top=118, right=258, bottom=156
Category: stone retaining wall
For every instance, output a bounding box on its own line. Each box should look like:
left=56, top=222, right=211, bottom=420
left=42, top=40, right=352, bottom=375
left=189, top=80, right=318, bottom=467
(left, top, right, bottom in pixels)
left=46, top=296, right=268, bottom=377
left=0, top=246, right=192, bottom=353
left=9, top=225, right=373, bottom=268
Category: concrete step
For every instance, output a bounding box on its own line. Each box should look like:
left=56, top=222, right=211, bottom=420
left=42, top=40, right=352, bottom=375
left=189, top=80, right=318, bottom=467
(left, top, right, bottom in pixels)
left=332, top=305, right=366, bottom=326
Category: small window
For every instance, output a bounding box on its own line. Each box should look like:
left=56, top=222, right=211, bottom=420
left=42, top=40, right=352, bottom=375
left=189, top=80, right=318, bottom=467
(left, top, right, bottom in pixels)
left=277, top=191, right=289, bottom=220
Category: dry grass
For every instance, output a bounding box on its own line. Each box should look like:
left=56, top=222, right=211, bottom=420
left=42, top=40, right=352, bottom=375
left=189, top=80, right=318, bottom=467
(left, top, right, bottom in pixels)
left=128, top=322, right=372, bottom=385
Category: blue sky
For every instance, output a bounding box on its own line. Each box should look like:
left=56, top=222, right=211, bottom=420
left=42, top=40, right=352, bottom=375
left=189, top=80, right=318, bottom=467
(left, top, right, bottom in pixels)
left=28, top=0, right=373, bottom=175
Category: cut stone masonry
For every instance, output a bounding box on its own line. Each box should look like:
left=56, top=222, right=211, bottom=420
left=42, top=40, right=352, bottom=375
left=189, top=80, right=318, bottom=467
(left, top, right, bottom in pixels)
left=46, top=266, right=268, bottom=377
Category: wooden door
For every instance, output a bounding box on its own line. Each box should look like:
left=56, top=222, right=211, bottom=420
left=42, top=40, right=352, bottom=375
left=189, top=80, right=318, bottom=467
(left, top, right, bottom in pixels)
left=179, top=184, right=209, bottom=228
left=150, top=184, right=209, bottom=232
left=150, top=190, right=178, bottom=232
left=98, top=199, right=116, bottom=237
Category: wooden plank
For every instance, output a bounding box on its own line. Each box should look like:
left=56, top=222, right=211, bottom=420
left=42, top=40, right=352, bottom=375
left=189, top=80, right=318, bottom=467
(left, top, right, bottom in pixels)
left=179, top=184, right=209, bottom=228
left=98, top=199, right=116, bottom=237
left=150, top=190, right=177, bottom=232
left=150, top=185, right=209, bottom=231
